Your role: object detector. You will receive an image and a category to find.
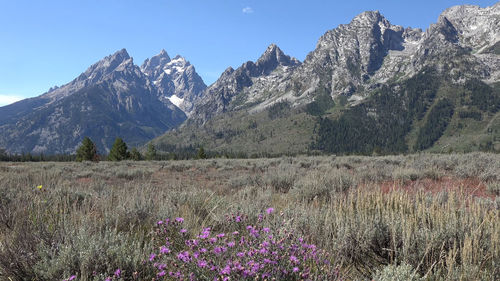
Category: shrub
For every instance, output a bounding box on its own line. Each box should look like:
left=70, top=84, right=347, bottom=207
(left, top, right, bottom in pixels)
left=373, top=263, right=422, bottom=281
left=98, top=209, right=340, bottom=280
left=486, top=182, right=500, bottom=196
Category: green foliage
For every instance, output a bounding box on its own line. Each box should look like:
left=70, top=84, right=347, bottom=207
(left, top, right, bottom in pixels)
left=75, top=137, right=98, bottom=162
left=458, top=110, right=482, bottom=121
left=373, top=263, right=422, bottom=281
left=267, top=100, right=291, bottom=120
left=312, top=69, right=470, bottom=154
left=0, top=148, right=7, bottom=161
left=107, top=138, right=129, bottom=161
left=197, top=146, right=206, bottom=159
left=129, top=148, right=142, bottom=161
left=404, top=68, right=440, bottom=120
left=145, top=143, right=157, bottom=161
left=314, top=83, right=411, bottom=154
left=464, top=79, right=500, bottom=113
left=414, top=98, right=454, bottom=151
left=305, top=88, right=335, bottom=116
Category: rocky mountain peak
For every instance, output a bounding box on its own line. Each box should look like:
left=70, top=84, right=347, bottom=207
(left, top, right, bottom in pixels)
left=351, top=10, right=383, bottom=24
left=256, top=44, right=301, bottom=75
left=140, top=52, right=206, bottom=114
left=141, top=49, right=172, bottom=76
left=78, top=48, right=134, bottom=82
left=437, top=4, right=500, bottom=50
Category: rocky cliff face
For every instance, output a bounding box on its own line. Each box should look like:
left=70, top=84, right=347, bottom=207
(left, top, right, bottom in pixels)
left=154, top=3, right=500, bottom=156
left=0, top=49, right=187, bottom=154
left=141, top=50, right=206, bottom=114
left=192, top=44, right=301, bottom=122
left=189, top=3, right=499, bottom=123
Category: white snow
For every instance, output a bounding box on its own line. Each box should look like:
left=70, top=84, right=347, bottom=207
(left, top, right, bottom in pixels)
left=168, top=94, right=184, bottom=107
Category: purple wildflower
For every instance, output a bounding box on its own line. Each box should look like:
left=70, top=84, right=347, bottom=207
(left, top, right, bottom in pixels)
left=266, top=207, right=274, bottom=214
left=158, top=270, right=166, bottom=277
left=213, top=247, right=223, bottom=254
left=149, top=253, right=156, bottom=261
left=198, top=260, right=208, bottom=268
left=175, top=217, right=184, bottom=223
left=114, top=269, right=121, bottom=277
left=220, top=265, right=231, bottom=275
left=160, top=246, right=170, bottom=254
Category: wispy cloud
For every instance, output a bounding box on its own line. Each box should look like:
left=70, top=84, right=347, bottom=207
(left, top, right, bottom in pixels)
left=242, top=7, right=254, bottom=14
left=0, top=95, right=23, bottom=106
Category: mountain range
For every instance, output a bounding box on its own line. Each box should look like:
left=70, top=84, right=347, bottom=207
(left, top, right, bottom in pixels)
left=1, top=3, right=499, bottom=155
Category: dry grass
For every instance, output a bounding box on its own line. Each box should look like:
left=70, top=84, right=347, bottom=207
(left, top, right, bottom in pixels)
left=0, top=153, right=499, bottom=280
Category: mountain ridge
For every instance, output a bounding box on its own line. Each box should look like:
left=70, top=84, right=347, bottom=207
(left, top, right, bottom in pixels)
left=153, top=3, right=500, bottom=155
left=0, top=3, right=499, bottom=155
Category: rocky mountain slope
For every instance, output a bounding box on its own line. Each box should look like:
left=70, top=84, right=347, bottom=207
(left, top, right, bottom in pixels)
left=1, top=3, right=498, bottom=156
left=192, top=44, right=301, bottom=122
left=154, top=3, right=500, bottom=155
left=0, top=49, right=197, bottom=154
left=141, top=50, right=206, bottom=114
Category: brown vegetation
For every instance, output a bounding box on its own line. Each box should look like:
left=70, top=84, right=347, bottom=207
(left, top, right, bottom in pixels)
left=0, top=153, right=498, bottom=280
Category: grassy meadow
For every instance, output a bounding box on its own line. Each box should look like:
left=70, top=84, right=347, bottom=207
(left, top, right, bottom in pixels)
left=0, top=153, right=499, bottom=280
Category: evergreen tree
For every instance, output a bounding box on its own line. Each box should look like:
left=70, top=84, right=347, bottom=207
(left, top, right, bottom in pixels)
left=197, top=147, right=207, bottom=159
left=145, top=143, right=157, bottom=161
left=0, top=148, right=7, bottom=161
left=108, top=138, right=129, bottom=161
left=130, top=148, right=142, bottom=161
left=76, top=137, right=98, bottom=162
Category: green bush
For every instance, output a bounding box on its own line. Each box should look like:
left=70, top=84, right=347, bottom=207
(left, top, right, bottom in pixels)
left=373, top=263, right=422, bottom=281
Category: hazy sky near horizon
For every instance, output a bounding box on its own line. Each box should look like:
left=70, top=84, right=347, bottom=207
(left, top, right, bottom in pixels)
left=0, top=0, right=497, bottom=105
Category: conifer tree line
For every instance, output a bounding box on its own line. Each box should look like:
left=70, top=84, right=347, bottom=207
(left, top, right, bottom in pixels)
left=75, top=137, right=149, bottom=162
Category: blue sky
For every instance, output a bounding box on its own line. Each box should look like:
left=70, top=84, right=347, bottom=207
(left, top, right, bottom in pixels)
left=0, top=0, right=497, bottom=105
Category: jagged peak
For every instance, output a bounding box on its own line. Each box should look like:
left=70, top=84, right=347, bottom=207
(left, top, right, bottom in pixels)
left=441, top=4, right=494, bottom=18
left=168, top=55, right=188, bottom=66
left=141, top=49, right=172, bottom=75
left=107, top=48, right=130, bottom=64
left=172, top=55, right=186, bottom=61
left=256, top=44, right=300, bottom=74
left=258, top=44, right=284, bottom=60
left=222, top=66, right=235, bottom=76
left=351, top=10, right=385, bottom=25
left=78, top=48, right=133, bottom=80
left=115, top=48, right=130, bottom=57
left=96, top=48, right=130, bottom=66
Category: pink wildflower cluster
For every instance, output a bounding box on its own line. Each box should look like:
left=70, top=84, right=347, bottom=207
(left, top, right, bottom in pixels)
left=145, top=209, right=340, bottom=280
left=96, top=209, right=341, bottom=280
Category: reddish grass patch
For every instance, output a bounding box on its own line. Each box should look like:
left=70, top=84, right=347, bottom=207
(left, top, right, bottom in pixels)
left=76, top=177, right=92, bottom=184
left=379, top=177, right=494, bottom=199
